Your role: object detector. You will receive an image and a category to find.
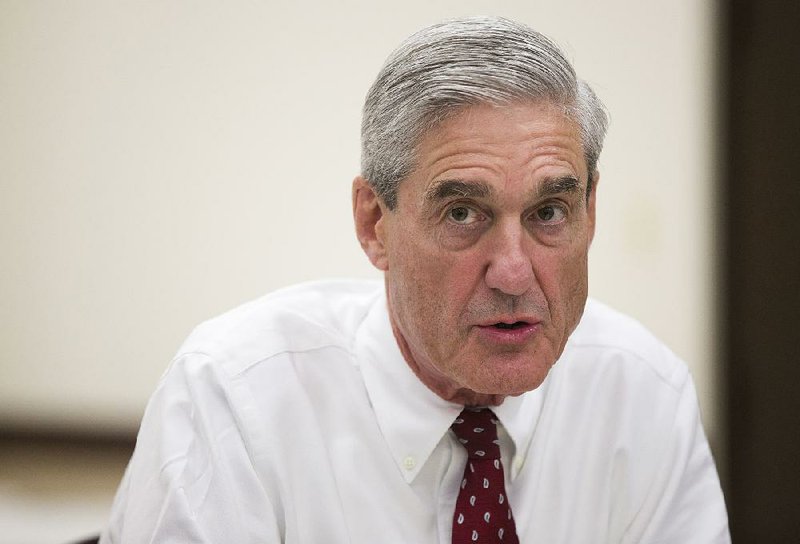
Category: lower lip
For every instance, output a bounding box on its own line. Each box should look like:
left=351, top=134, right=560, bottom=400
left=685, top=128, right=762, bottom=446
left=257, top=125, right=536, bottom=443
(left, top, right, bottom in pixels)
left=475, top=323, right=540, bottom=344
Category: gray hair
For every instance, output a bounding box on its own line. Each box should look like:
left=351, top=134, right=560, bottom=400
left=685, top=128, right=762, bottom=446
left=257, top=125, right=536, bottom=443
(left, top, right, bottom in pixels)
left=361, top=16, right=608, bottom=209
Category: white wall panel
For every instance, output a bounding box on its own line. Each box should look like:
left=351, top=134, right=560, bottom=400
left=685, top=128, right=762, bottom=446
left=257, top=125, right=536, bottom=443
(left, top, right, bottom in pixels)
left=0, top=0, right=718, bottom=441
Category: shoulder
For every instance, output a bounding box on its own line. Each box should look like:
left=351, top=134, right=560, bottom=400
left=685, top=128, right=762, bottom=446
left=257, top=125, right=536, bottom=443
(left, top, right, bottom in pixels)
left=543, top=299, right=700, bottom=473
left=174, top=279, right=384, bottom=377
left=562, top=298, right=689, bottom=392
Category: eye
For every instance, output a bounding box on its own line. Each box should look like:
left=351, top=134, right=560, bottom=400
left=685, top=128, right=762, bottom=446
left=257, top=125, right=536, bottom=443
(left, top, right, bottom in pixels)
left=535, top=204, right=567, bottom=224
left=447, top=205, right=481, bottom=225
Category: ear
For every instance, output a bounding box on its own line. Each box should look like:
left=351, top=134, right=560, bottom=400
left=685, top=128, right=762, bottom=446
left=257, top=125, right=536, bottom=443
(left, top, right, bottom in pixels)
left=587, top=170, right=599, bottom=245
left=352, top=176, right=389, bottom=271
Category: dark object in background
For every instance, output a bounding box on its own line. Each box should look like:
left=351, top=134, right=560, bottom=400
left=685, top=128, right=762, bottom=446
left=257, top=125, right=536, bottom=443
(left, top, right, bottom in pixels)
left=722, top=1, right=800, bottom=542
left=70, top=537, right=98, bottom=544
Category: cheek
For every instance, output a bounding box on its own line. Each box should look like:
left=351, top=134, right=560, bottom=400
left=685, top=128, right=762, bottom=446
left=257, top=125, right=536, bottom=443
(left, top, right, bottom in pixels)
left=390, top=241, right=484, bottom=336
left=559, top=254, right=590, bottom=331
left=538, top=246, right=589, bottom=314
left=392, top=221, right=471, bottom=287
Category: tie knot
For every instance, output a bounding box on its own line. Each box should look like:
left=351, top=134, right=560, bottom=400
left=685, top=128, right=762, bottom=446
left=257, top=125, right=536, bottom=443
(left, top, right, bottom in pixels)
left=451, top=408, right=501, bottom=459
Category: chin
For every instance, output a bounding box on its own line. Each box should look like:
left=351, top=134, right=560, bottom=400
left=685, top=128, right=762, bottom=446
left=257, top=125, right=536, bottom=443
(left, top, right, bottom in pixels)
left=466, top=359, right=552, bottom=396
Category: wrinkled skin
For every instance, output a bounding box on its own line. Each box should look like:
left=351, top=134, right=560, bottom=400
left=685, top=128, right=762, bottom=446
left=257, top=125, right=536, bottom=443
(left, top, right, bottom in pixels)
left=353, top=102, right=597, bottom=406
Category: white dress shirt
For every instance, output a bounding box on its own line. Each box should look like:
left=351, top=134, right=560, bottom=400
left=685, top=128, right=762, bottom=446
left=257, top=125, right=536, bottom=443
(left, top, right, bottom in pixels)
left=101, top=279, right=730, bottom=543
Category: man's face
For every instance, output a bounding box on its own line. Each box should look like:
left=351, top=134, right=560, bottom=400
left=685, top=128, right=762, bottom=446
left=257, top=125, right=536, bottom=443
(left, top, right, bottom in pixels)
left=356, top=101, right=596, bottom=405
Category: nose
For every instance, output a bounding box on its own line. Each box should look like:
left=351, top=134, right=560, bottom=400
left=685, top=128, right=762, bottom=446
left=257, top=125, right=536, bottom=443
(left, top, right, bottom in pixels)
left=483, top=221, right=535, bottom=297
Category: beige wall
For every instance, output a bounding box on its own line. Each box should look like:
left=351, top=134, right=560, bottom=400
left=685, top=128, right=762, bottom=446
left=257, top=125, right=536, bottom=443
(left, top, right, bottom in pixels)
left=0, top=1, right=720, bottom=444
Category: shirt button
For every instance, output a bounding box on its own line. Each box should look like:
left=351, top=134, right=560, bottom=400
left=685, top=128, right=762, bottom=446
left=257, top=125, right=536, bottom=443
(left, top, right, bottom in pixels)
left=403, top=456, right=416, bottom=470
left=513, top=456, right=524, bottom=473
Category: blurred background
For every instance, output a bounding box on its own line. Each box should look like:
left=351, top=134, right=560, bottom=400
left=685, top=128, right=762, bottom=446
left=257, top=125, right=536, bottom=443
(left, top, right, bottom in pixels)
left=1, top=1, right=797, bottom=542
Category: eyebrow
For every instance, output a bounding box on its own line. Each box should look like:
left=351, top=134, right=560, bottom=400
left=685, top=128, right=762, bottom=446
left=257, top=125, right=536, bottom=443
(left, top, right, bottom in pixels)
left=537, top=176, right=583, bottom=198
left=425, top=176, right=583, bottom=203
left=424, top=179, right=492, bottom=202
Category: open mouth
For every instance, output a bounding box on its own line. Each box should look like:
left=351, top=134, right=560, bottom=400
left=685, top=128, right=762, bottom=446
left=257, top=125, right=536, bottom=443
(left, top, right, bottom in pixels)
left=492, top=321, right=529, bottom=330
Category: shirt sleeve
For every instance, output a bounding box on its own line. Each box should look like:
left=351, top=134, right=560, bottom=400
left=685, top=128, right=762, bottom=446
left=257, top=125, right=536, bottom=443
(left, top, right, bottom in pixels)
left=623, top=373, right=731, bottom=544
left=100, top=353, right=282, bottom=543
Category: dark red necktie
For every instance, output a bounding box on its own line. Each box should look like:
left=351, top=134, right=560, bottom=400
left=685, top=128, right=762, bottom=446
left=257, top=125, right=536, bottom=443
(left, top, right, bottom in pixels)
left=451, top=408, right=520, bottom=544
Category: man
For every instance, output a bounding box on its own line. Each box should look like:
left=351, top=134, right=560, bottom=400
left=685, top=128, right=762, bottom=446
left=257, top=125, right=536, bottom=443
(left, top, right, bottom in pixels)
left=102, top=17, right=730, bottom=543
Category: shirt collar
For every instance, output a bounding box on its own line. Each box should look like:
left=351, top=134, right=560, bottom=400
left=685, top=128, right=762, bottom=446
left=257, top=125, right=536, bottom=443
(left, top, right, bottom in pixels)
left=355, top=292, right=546, bottom=483
left=492, top=382, right=546, bottom=480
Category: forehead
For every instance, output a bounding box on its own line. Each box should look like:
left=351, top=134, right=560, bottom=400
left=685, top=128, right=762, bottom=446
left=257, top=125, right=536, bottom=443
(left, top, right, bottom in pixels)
left=403, top=101, right=587, bottom=202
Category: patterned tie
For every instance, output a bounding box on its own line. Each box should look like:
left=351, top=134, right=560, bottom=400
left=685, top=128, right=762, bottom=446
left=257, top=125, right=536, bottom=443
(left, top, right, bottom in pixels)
left=451, top=408, right=519, bottom=544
